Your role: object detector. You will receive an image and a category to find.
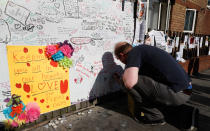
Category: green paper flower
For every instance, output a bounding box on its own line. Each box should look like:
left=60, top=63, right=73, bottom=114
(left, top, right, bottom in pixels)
left=58, top=56, right=73, bottom=68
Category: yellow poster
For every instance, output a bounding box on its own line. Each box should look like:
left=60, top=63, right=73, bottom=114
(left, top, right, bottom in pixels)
left=7, top=45, right=70, bottom=114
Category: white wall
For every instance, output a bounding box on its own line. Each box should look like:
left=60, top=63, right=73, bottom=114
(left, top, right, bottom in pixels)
left=0, top=0, right=134, bottom=115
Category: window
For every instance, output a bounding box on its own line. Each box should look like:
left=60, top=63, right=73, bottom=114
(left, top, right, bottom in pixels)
left=207, top=0, right=210, bottom=9
left=148, top=0, right=160, bottom=31
left=184, top=9, right=196, bottom=33
left=147, top=0, right=170, bottom=32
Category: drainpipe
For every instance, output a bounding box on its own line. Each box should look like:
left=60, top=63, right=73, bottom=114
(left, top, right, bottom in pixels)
left=165, top=0, right=171, bottom=33
left=145, top=0, right=150, bottom=33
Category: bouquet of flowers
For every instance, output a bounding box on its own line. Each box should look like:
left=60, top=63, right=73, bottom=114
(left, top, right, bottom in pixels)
left=45, top=40, right=74, bottom=69
left=3, top=94, right=40, bottom=129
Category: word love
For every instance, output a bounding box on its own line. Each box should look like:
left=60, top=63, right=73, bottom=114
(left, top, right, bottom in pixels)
left=38, top=80, right=68, bottom=94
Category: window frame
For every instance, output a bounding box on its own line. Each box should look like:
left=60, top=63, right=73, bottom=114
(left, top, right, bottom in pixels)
left=207, top=0, right=210, bottom=9
left=146, top=0, right=170, bottom=33
left=183, top=9, right=197, bottom=33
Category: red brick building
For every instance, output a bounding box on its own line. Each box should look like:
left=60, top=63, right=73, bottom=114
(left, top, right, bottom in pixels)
left=170, top=0, right=210, bottom=35
left=145, top=0, right=210, bottom=72
left=146, top=0, right=210, bottom=34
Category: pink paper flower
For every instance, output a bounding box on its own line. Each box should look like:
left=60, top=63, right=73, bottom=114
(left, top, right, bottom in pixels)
left=25, top=102, right=40, bottom=123
left=17, top=112, right=27, bottom=121
left=46, top=45, right=58, bottom=58
left=11, top=120, right=19, bottom=128
left=60, top=45, right=73, bottom=58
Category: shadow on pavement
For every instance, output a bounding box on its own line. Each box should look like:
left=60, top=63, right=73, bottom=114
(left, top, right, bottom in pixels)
left=161, top=104, right=199, bottom=130
left=192, top=84, right=210, bottom=95
left=190, top=73, right=210, bottom=81
left=191, top=93, right=210, bottom=107
left=95, top=91, right=199, bottom=131
left=190, top=84, right=210, bottom=107
left=198, top=114, right=210, bottom=131
left=88, top=52, right=210, bottom=131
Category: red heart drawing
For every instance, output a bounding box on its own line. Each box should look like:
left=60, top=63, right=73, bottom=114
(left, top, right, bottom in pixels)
left=15, top=83, right=21, bottom=88
left=50, top=60, right=58, bottom=67
left=40, top=99, right=45, bottom=103
left=27, top=63, right=30, bottom=67
left=46, top=105, right=50, bottom=108
left=80, top=78, right=83, bottom=83
left=74, top=78, right=77, bottom=83
left=34, top=98, right=37, bottom=101
left=60, top=80, right=68, bottom=94
left=38, top=49, right=43, bottom=54
left=27, top=95, right=30, bottom=98
left=66, top=96, right=69, bottom=100
left=23, top=83, right=30, bottom=93
left=23, top=47, right=28, bottom=53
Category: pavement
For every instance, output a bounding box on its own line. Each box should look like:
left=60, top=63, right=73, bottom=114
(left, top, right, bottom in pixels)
left=24, top=69, right=210, bottom=131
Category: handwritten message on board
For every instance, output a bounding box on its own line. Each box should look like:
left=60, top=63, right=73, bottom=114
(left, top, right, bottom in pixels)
left=7, top=46, right=70, bottom=113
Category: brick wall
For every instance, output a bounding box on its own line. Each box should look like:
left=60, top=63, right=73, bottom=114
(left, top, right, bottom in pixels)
left=170, top=3, right=186, bottom=32
left=195, top=11, right=210, bottom=34
left=170, top=0, right=210, bottom=35
left=189, top=0, right=207, bottom=8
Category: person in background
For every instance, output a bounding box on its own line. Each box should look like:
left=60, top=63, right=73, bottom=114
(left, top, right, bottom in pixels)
left=113, top=42, right=192, bottom=125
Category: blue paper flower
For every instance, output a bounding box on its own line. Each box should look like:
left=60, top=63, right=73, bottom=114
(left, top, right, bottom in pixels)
left=3, top=106, right=14, bottom=119
left=52, top=51, right=64, bottom=61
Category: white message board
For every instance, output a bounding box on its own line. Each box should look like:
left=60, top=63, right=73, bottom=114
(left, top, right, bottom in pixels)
left=0, top=0, right=133, bottom=113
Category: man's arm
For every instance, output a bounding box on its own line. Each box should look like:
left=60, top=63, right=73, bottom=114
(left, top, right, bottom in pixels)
left=122, top=67, right=139, bottom=89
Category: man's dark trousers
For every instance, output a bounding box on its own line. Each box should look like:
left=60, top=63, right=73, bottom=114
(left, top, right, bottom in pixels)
left=128, top=75, right=190, bottom=121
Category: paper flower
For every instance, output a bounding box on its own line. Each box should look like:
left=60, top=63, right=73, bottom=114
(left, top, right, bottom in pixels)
left=25, top=102, right=40, bottom=123
left=3, top=95, right=29, bottom=129
left=51, top=51, right=64, bottom=61
left=11, top=120, right=19, bottom=128
left=60, top=45, right=74, bottom=58
left=4, top=119, right=19, bottom=128
left=17, top=112, right=27, bottom=123
left=46, top=45, right=58, bottom=58
left=45, top=40, right=74, bottom=69
left=6, top=94, right=21, bottom=107
left=58, top=56, right=73, bottom=68
left=3, top=98, right=25, bottom=120
left=3, top=106, right=14, bottom=120
left=59, top=40, right=74, bottom=56
left=10, top=103, right=25, bottom=118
